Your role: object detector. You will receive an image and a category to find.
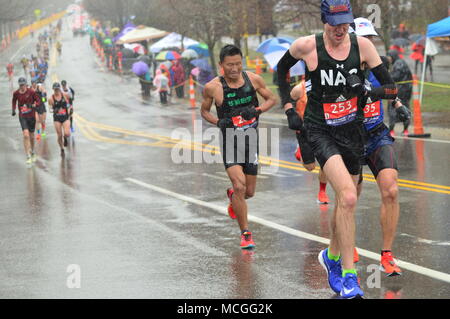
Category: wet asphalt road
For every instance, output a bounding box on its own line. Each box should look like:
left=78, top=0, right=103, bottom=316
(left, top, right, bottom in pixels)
left=0, top=24, right=449, bottom=299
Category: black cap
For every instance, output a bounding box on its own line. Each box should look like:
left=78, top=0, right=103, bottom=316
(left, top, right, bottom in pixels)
left=18, top=77, right=27, bottom=85
left=53, top=82, right=61, bottom=90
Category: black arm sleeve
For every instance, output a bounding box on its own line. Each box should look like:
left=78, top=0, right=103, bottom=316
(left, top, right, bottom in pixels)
left=277, top=50, right=300, bottom=106
left=369, top=63, right=398, bottom=100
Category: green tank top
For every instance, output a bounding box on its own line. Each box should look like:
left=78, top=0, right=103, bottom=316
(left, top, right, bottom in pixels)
left=304, top=33, right=365, bottom=126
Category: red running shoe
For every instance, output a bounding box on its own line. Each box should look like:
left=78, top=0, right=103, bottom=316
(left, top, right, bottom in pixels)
left=402, top=130, right=409, bottom=137
left=317, top=191, right=330, bottom=205
left=354, top=248, right=360, bottom=264
left=240, top=231, right=255, bottom=249
left=295, top=146, right=302, bottom=162
left=380, top=251, right=402, bottom=277
left=390, top=130, right=395, bottom=138
left=227, top=188, right=236, bottom=219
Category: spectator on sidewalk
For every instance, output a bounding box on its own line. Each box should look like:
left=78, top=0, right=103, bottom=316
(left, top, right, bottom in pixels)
left=172, top=60, right=186, bottom=99
left=387, top=50, right=413, bottom=136
left=153, top=69, right=170, bottom=105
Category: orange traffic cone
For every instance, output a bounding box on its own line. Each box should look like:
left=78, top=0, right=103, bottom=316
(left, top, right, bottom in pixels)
left=189, top=76, right=197, bottom=109
left=408, top=74, right=431, bottom=138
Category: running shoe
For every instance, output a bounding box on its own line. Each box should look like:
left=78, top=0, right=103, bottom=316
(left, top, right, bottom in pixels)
left=318, top=249, right=343, bottom=294
left=227, top=188, right=236, bottom=220
left=295, top=146, right=302, bottom=162
left=380, top=251, right=402, bottom=277
left=340, top=273, right=364, bottom=299
left=240, top=231, right=255, bottom=250
left=64, top=136, right=68, bottom=147
left=26, top=156, right=33, bottom=165
left=317, top=191, right=330, bottom=205
left=402, top=130, right=409, bottom=137
left=354, top=248, right=360, bottom=264
left=36, top=134, right=41, bottom=142
left=71, top=127, right=75, bottom=133
left=390, top=130, right=395, bottom=138
left=41, top=132, right=47, bottom=139
left=31, top=153, right=37, bottom=163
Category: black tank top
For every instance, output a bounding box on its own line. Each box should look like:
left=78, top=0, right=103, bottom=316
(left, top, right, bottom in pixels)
left=216, top=72, right=259, bottom=130
left=52, top=94, right=69, bottom=117
left=304, top=33, right=365, bottom=126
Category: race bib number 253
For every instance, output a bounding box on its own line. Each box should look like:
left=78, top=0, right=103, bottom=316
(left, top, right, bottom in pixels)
left=323, top=97, right=358, bottom=126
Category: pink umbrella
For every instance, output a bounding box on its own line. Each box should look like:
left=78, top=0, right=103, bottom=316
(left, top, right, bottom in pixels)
left=191, top=67, right=200, bottom=77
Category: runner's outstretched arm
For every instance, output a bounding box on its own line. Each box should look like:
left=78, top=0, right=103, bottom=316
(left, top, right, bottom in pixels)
left=360, top=38, right=398, bottom=101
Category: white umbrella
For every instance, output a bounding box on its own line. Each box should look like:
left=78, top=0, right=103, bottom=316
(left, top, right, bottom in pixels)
left=181, top=49, right=199, bottom=60
left=124, top=43, right=146, bottom=55
left=263, top=44, right=305, bottom=76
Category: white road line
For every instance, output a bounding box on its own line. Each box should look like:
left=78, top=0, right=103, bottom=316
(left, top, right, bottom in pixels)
left=9, top=38, right=33, bottom=61
left=125, top=177, right=450, bottom=284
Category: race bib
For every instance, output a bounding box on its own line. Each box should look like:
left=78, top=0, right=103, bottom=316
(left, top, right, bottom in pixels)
left=57, top=108, right=67, bottom=115
left=232, top=115, right=256, bottom=129
left=20, top=105, right=32, bottom=114
left=323, top=97, right=358, bottom=126
left=363, top=100, right=381, bottom=120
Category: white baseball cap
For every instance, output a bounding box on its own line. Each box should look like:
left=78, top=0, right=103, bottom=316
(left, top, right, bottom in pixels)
left=353, top=17, right=378, bottom=37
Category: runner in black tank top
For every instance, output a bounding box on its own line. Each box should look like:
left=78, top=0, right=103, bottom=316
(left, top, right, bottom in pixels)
left=201, top=45, right=276, bottom=250
left=303, top=32, right=367, bottom=176
left=216, top=71, right=260, bottom=176
left=276, top=0, right=398, bottom=299
left=49, top=82, right=71, bottom=156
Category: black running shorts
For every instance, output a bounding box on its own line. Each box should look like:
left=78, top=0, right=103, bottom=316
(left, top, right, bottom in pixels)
left=19, top=116, right=36, bottom=133
left=36, top=103, right=47, bottom=115
left=305, top=122, right=366, bottom=176
left=221, top=128, right=259, bottom=176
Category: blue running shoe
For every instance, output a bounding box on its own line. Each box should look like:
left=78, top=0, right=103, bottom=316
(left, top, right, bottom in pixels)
left=71, top=127, right=75, bottom=133
left=340, top=273, right=364, bottom=299
left=318, top=249, right=343, bottom=294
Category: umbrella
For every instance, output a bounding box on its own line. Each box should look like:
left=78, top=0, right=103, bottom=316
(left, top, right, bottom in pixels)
left=181, top=49, right=199, bottom=60
left=103, top=38, right=113, bottom=45
left=121, top=48, right=136, bottom=58
left=190, top=58, right=212, bottom=72
left=409, top=33, right=422, bottom=43
left=415, top=35, right=426, bottom=46
left=263, top=44, right=305, bottom=76
left=111, top=27, right=120, bottom=33
left=124, top=43, right=146, bottom=55
left=191, top=67, right=200, bottom=77
left=256, top=37, right=294, bottom=54
left=138, top=55, right=152, bottom=65
left=160, top=61, right=173, bottom=70
left=391, top=38, right=410, bottom=48
left=187, top=43, right=209, bottom=57
left=155, top=50, right=181, bottom=61
left=132, top=61, right=149, bottom=76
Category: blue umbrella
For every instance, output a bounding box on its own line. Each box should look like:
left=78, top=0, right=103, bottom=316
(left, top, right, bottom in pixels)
left=132, top=61, right=149, bottom=76
left=187, top=44, right=210, bottom=57
left=256, top=37, right=294, bottom=54
left=190, top=58, right=212, bottom=72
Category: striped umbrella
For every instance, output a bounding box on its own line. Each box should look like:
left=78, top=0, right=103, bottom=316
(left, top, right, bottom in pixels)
left=155, top=50, right=181, bottom=61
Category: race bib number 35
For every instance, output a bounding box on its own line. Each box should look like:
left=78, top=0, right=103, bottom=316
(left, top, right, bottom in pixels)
left=363, top=100, right=381, bottom=119
left=323, top=97, right=358, bottom=126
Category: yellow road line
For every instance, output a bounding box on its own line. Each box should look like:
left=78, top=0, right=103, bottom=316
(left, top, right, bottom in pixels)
left=73, top=114, right=450, bottom=195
